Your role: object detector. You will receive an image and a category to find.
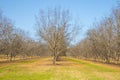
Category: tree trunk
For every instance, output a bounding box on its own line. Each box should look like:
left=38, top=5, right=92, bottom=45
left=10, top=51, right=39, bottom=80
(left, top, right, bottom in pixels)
left=53, top=55, right=56, bottom=65
left=56, top=55, right=59, bottom=61
left=53, top=50, right=56, bottom=65
left=10, top=53, right=13, bottom=61
left=105, top=57, right=110, bottom=63
left=6, top=54, right=9, bottom=61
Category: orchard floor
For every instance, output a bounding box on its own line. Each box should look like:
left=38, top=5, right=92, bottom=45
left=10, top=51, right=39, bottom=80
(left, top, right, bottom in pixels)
left=0, top=57, right=120, bottom=80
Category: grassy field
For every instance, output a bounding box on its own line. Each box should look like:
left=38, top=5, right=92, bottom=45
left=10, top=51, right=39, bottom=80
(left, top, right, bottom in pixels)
left=0, top=57, right=120, bottom=80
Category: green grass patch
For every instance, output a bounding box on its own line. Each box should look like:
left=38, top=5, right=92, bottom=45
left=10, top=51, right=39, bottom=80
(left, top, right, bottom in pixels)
left=0, top=57, right=120, bottom=80
left=67, top=57, right=118, bottom=72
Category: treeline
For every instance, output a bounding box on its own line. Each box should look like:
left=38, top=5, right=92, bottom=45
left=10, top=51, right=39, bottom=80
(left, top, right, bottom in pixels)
left=70, top=6, right=120, bottom=64
left=0, top=8, right=76, bottom=64
left=0, top=12, right=49, bottom=61
left=0, top=5, right=120, bottom=65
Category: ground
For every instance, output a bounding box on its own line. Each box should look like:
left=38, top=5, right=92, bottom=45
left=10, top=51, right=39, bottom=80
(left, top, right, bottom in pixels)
left=0, top=57, right=120, bottom=80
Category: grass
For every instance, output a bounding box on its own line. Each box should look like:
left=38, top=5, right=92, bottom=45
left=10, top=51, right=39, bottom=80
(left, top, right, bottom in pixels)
left=0, top=57, right=120, bottom=80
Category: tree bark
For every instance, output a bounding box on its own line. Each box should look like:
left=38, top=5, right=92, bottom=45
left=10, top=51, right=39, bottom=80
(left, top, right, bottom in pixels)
left=53, top=52, right=56, bottom=65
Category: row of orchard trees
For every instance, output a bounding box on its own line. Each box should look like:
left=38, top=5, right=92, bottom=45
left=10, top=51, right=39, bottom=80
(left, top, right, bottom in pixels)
left=0, top=12, right=48, bottom=61
left=0, top=8, right=77, bottom=64
left=70, top=6, right=120, bottom=64
left=2, top=6, right=120, bottom=65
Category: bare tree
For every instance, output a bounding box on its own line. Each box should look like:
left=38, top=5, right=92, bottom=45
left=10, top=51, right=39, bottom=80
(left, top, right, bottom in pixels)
left=36, top=8, right=77, bottom=64
left=70, top=5, right=120, bottom=64
left=112, top=6, right=120, bottom=63
left=0, top=11, right=14, bottom=60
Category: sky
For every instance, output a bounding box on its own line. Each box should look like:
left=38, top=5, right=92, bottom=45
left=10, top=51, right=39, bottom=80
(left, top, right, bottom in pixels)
left=0, top=0, right=119, bottom=43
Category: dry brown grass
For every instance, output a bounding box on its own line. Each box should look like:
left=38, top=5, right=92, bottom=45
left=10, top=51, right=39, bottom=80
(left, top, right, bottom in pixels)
left=0, top=57, right=120, bottom=80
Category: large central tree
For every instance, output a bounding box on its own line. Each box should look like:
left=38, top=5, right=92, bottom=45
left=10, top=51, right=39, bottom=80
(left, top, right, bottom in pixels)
left=36, top=8, right=77, bottom=64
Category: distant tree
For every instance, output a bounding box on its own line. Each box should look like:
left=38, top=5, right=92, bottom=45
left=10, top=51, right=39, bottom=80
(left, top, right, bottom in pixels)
left=0, top=11, right=14, bottom=60
left=112, top=6, right=120, bottom=63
